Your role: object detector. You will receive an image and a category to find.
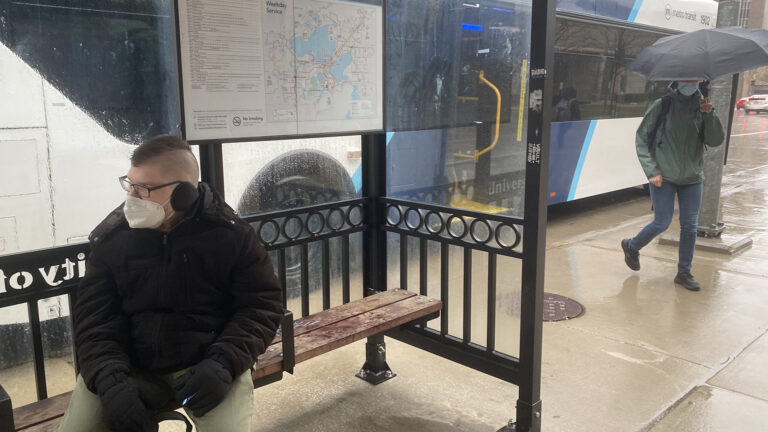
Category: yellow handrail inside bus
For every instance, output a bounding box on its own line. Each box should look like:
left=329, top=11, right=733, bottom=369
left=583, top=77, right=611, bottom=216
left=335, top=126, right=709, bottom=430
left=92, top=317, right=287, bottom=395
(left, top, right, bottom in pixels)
left=454, top=70, right=502, bottom=163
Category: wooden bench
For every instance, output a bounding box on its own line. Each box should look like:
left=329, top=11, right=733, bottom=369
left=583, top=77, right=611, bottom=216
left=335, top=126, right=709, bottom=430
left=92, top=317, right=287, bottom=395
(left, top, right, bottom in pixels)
left=1, top=289, right=441, bottom=432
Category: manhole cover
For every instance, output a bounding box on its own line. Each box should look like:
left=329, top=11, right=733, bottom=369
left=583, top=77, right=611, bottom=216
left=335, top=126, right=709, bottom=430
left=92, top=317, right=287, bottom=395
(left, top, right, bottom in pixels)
left=543, top=293, right=585, bottom=322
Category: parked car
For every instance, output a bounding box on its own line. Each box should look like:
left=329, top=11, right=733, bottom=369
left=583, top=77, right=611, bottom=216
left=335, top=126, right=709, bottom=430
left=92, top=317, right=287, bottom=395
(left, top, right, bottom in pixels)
left=736, top=97, right=748, bottom=110
left=745, top=95, right=768, bottom=114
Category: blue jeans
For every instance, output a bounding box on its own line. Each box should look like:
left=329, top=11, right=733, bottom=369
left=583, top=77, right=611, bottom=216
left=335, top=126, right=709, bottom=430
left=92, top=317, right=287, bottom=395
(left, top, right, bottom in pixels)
left=629, top=181, right=703, bottom=273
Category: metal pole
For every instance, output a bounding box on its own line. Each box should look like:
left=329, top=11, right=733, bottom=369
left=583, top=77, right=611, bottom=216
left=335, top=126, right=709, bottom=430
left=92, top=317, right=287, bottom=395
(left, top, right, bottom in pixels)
left=199, top=142, right=225, bottom=198
left=504, top=1, right=555, bottom=431
left=361, top=133, right=387, bottom=294
left=698, top=0, right=740, bottom=237
left=358, top=132, right=393, bottom=384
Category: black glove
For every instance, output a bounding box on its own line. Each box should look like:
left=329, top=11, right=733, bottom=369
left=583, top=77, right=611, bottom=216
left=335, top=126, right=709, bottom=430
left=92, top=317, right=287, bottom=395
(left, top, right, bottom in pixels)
left=135, top=376, right=174, bottom=411
left=96, top=371, right=158, bottom=432
left=173, top=358, right=233, bottom=417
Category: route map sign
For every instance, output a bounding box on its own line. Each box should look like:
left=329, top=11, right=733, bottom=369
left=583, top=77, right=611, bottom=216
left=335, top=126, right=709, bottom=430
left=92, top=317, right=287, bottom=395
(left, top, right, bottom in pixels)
left=176, top=0, right=383, bottom=141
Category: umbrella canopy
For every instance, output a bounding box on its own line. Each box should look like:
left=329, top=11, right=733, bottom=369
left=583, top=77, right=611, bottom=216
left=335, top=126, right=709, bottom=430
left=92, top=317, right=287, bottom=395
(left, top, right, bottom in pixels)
left=629, top=27, right=768, bottom=81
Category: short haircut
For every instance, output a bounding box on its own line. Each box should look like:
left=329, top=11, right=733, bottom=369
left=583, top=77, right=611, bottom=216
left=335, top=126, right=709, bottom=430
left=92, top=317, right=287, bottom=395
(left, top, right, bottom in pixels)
left=131, top=135, right=199, bottom=184
left=131, top=135, right=192, bottom=166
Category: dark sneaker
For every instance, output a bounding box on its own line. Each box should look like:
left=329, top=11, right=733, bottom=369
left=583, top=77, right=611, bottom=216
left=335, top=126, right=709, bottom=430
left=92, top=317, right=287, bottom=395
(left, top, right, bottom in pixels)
left=674, top=272, right=701, bottom=291
left=621, top=239, right=640, bottom=271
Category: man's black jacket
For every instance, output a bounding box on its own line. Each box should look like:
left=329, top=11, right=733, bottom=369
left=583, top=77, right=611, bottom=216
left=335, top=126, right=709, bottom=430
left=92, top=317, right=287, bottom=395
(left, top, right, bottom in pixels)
left=73, top=183, right=283, bottom=391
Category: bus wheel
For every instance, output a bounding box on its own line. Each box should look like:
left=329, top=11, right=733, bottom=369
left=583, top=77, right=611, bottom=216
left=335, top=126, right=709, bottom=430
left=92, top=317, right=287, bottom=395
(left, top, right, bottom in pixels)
left=237, top=150, right=357, bottom=298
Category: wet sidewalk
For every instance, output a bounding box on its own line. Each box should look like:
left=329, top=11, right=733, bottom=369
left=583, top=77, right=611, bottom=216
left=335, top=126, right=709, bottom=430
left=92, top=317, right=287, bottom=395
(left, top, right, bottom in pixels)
left=240, top=111, right=768, bottom=432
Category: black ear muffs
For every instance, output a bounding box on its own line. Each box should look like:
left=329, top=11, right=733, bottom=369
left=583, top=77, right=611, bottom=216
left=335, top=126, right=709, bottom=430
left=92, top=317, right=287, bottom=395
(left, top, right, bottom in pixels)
left=170, top=182, right=199, bottom=212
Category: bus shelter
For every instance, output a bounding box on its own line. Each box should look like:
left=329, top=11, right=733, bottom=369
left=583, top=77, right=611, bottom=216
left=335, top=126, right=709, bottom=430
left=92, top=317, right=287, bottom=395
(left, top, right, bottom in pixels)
left=0, top=1, right=556, bottom=431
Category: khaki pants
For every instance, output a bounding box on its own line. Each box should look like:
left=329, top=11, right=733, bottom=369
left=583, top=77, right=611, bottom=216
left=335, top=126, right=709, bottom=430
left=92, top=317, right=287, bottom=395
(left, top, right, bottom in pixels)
left=55, top=370, right=253, bottom=432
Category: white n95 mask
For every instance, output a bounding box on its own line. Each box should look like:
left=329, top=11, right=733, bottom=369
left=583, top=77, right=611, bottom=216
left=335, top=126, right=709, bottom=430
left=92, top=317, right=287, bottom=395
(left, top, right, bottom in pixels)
left=123, top=195, right=170, bottom=229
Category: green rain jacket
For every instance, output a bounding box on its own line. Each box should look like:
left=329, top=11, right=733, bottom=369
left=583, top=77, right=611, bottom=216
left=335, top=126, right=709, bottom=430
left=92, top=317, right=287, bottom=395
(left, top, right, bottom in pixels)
left=635, top=90, right=725, bottom=185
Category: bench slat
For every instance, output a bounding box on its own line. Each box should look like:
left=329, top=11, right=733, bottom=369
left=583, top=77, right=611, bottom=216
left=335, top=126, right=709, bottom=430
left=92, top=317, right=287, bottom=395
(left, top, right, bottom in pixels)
left=12, top=392, right=70, bottom=431
left=272, top=289, right=416, bottom=344
left=17, top=419, right=59, bottom=432
left=253, top=294, right=441, bottom=379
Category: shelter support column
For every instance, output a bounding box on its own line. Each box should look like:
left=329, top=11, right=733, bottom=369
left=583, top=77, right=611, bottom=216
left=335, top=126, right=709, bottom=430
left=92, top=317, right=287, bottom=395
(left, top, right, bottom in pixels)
left=500, top=0, right=554, bottom=431
left=359, top=133, right=393, bottom=384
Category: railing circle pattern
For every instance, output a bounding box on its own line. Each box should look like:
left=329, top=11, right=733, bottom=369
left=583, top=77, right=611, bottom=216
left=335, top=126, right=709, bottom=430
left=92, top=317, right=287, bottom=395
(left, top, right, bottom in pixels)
left=247, top=200, right=367, bottom=248
left=382, top=200, right=523, bottom=254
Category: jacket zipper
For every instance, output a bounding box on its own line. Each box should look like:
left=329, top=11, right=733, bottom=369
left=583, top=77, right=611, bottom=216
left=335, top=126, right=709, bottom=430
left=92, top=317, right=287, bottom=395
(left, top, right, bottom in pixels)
left=154, top=232, right=169, bottom=365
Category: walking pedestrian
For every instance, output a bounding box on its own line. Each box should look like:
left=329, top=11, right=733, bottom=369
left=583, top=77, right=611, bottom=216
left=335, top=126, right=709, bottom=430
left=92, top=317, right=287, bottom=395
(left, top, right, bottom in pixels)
left=621, top=81, right=725, bottom=291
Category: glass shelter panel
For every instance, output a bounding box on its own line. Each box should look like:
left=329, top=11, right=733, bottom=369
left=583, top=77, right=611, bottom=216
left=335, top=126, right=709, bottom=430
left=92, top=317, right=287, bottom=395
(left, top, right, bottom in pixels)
left=384, top=0, right=531, bottom=360
left=39, top=295, right=76, bottom=398
left=0, top=1, right=181, bottom=255
left=385, top=0, right=531, bottom=218
left=223, top=137, right=364, bottom=312
left=0, top=304, right=34, bottom=406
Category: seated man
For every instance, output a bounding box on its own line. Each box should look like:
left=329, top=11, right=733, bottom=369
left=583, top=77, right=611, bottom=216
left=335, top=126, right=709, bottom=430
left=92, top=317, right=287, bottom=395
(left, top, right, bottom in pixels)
left=57, top=135, right=283, bottom=432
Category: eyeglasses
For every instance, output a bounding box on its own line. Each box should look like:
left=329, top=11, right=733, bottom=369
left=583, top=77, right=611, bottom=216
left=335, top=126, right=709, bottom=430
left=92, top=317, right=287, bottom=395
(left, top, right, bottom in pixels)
left=119, top=176, right=181, bottom=198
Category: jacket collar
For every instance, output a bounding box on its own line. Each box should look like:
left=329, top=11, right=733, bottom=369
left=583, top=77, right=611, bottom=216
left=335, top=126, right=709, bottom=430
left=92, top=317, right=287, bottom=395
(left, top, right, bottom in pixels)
left=89, top=182, right=236, bottom=246
left=195, top=183, right=238, bottom=228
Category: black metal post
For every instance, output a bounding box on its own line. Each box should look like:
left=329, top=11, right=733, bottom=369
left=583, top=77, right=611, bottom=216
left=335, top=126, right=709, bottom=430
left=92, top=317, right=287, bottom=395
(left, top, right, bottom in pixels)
left=359, top=132, right=392, bottom=384
left=28, top=302, right=48, bottom=401
left=355, top=333, right=395, bottom=385
left=362, top=133, right=387, bottom=294
left=504, top=1, right=555, bottom=431
left=0, top=384, right=14, bottom=432
left=199, top=142, right=225, bottom=198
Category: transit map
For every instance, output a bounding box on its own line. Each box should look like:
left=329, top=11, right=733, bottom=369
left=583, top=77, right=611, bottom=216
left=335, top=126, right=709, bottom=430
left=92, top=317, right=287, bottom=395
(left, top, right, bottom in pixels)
left=177, top=0, right=382, bottom=141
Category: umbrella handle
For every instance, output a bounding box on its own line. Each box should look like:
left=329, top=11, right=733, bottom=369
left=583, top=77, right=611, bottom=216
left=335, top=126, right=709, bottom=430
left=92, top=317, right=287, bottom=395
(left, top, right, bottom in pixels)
left=699, top=80, right=710, bottom=98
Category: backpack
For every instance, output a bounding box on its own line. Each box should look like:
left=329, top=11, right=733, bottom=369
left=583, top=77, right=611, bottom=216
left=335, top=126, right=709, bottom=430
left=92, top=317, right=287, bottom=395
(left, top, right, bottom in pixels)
left=554, top=98, right=574, bottom=122
left=646, top=95, right=672, bottom=157
left=647, top=94, right=706, bottom=156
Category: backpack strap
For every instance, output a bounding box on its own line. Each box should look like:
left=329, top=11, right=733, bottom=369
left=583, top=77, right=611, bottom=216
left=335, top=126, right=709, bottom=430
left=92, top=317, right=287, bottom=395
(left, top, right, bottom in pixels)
left=647, top=95, right=672, bottom=157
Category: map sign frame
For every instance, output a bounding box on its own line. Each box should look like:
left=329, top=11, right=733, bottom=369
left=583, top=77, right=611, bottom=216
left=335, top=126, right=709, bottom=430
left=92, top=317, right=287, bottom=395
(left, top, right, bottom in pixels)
left=174, top=0, right=383, bottom=143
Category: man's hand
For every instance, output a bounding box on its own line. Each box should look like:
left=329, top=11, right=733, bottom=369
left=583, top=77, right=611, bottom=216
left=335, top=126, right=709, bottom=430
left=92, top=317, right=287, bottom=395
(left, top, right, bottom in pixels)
left=174, top=358, right=233, bottom=417
left=648, top=175, right=663, bottom=188
left=700, top=97, right=714, bottom=113
left=96, top=373, right=158, bottom=432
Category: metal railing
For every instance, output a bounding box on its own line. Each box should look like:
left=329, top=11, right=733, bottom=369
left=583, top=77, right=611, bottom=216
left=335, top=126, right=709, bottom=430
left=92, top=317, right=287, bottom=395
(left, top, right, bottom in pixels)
left=0, top=243, right=88, bottom=401
left=379, top=197, right=526, bottom=383
left=242, top=198, right=368, bottom=315
left=0, top=198, right=367, bottom=403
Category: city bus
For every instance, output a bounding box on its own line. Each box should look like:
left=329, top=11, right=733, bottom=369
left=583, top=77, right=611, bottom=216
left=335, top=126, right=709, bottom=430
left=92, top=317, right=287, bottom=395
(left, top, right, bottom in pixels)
left=385, top=0, right=720, bottom=211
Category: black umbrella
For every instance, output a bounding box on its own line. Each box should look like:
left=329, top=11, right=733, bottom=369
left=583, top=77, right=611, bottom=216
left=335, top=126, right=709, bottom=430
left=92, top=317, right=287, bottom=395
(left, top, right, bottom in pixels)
left=629, top=27, right=768, bottom=81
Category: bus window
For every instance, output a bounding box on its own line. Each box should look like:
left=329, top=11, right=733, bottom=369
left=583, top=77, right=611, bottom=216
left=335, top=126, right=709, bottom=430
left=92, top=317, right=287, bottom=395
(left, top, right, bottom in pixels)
left=553, top=18, right=670, bottom=122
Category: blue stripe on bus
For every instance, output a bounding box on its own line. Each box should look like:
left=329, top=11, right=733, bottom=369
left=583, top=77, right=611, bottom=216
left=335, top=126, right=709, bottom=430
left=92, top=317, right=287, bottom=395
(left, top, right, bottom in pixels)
left=548, top=120, right=591, bottom=205
left=351, top=132, right=394, bottom=193
left=627, top=0, right=643, bottom=22
left=567, top=120, right=597, bottom=201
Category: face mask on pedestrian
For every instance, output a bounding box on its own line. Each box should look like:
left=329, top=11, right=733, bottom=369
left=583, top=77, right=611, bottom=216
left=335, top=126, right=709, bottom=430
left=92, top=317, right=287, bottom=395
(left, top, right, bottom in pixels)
left=677, top=82, right=699, bottom=96
left=123, top=195, right=172, bottom=229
